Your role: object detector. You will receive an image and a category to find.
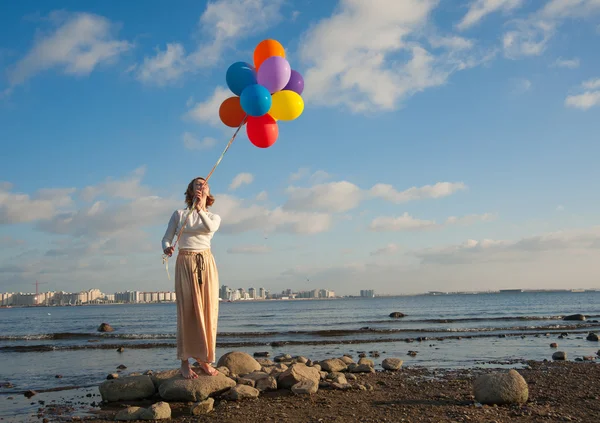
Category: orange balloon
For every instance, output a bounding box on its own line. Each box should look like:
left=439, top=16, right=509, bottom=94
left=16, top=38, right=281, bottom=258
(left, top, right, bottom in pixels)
left=219, top=96, right=246, bottom=127
left=253, top=39, right=285, bottom=70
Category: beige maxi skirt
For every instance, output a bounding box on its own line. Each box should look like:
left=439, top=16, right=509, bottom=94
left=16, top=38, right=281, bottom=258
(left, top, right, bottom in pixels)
left=174, top=249, right=219, bottom=363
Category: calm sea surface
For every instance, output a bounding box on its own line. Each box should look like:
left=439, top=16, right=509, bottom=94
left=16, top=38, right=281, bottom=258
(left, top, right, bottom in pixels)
left=1, top=292, right=599, bottom=402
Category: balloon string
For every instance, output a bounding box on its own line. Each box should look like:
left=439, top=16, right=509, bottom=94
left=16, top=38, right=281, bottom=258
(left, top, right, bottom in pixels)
left=162, top=115, right=248, bottom=279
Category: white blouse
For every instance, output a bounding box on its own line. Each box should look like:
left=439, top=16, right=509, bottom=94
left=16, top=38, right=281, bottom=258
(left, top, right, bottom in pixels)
left=161, top=209, right=221, bottom=251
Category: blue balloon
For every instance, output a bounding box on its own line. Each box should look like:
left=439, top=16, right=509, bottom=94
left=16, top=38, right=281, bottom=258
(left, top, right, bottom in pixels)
left=240, top=84, right=272, bottom=117
left=226, top=62, right=257, bottom=96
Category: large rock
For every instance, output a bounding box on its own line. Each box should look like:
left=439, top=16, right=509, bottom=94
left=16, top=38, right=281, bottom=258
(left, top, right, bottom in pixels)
left=97, top=322, right=114, bottom=332
left=389, top=312, right=405, bottom=318
left=139, top=402, right=171, bottom=420
left=563, top=314, right=586, bottom=321
left=291, top=380, right=318, bottom=395
left=382, top=358, right=403, bottom=370
left=217, top=351, right=262, bottom=376
left=191, top=398, right=214, bottom=415
left=99, top=375, right=156, bottom=402
left=473, top=370, right=529, bottom=405
left=278, top=363, right=321, bottom=389
left=319, top=358, right=347, bottom=373
left=358, top=358, right=374, bottom=367
left=256, top=376, right=277, bottom=391
left=158, top=373, right=236, bottom=402
left=552, top=351, right=567, bottom=361
left=587, top=333, right=599, bottom=342
left=150, top=369, right=180, bottom=389
left=221, top=384, right=259, bottom=400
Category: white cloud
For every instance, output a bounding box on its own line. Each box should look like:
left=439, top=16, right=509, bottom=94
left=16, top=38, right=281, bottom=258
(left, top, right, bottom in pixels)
left=502, top=0, right=600, bottom=59
left=369, top=213, right=438, bottom=232
left=135, top=0, right=284, bottom=85
left=227, top=244, right=271, bottom=254
left=255, top=191, right=268, bottom=201
left=413, top=227, right=600, bottom=265
left=457, top=0, right=524, bottom=31
left=503, top=19, right=554, bottom=58
left=369, top=181, right=467, bottom=203
left=556, top=205, right=565, bottom=212
left=565, top=77, right=600, bottom=110
left=213, top=194, right=332, bottom=235
left=182, top=132, right=216, bottom=150
left=290, top=168, right=310, bottom=182
left=229, top=173, right=254, bottom=191
left=552, top=57, right=580, bottom=69
left=370, top=243, right=400, bottom=256
left=80, top=167, right=150, bottom=202
left=510, top=78, right=532, bottom=94
left=7, top=11, right=132, bottom=90
left=299, top=0, right=492, bottom=112
left=369, top=212, right=495, bottom=232
left=284, top=181, right=362, bottom=213
left=0, top=183, right=75, bottom=224
left=185, top=86, right=230, bottom=126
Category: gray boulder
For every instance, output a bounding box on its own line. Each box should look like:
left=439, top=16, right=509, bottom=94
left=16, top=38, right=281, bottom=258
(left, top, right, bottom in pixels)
left=158, top=373, right=235, bottom=402
left=217, top=351, right=262, bottom=375
left=473, top=370, right=529, bottom=405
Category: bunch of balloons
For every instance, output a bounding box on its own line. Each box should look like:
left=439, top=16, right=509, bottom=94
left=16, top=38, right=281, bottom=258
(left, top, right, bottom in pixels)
left=219, top=39, right=305, bottom=148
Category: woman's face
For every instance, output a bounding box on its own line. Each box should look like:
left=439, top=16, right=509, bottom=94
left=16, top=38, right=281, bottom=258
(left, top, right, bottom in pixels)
left=194, top=179, right=209, bottom=196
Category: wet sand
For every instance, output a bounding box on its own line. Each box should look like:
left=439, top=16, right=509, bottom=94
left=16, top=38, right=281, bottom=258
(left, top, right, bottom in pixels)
left=15, top=360, right=599, bottom=423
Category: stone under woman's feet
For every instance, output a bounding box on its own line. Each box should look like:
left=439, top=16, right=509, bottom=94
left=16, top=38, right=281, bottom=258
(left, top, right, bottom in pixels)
left=198, top=362, right=219, bottom=376
left=180, top=362, right=198, bottom=379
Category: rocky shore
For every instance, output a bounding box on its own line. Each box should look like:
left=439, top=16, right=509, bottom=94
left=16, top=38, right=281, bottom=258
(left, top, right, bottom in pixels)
left=21, top=348, right=599, bottom=423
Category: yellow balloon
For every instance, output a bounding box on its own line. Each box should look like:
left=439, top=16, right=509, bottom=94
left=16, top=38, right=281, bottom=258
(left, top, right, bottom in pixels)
left=269, top=90, right=304, bottom=121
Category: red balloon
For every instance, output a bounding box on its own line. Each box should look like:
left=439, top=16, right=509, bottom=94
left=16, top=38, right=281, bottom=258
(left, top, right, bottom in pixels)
left=246, top=114, right=278, bottom=148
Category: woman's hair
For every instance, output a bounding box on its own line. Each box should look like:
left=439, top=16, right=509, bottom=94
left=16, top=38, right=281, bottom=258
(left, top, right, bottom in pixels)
left=185, top=177, right=215, bottom=209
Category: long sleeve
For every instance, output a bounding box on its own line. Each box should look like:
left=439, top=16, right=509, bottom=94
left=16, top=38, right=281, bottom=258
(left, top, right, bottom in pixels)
left=161, top=210, right=180, bottom=251
left=198, top=210, right=221, bottom=233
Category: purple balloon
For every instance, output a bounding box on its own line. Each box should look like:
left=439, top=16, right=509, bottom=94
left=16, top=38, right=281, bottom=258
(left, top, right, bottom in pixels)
left=283, top=70, right=304, bottom=95
left=257, top=56, right=291, bottom=93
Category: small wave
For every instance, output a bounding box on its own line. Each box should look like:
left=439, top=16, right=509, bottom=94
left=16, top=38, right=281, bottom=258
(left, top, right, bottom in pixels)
left=2, top=327, right=597, bottom=353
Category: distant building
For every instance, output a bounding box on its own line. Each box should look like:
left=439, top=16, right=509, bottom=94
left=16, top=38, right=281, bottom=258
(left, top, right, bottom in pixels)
left=360, top=290, right=375, bottom=298
left=248, top=287, right=256, bottom=299
left=258, top=287, right=265, bottom=299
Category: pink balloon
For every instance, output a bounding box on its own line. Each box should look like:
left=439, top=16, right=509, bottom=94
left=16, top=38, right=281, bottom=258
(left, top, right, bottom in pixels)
left=257, top=56, right=291, bottom=93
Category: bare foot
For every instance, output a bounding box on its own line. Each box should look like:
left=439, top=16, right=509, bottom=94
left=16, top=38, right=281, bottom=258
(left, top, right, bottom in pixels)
left=198, top=362, right=219, bottom=376
left=180, top=362, right=198, bottom=379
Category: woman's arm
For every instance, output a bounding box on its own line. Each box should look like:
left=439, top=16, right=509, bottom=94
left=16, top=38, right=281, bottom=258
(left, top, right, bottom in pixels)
left=161, top=211, right=180, bottom=251
left=198, top=210, right=221, bottom=232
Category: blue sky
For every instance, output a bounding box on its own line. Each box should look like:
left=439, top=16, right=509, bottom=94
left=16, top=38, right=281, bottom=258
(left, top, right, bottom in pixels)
left=1, top=0, right=600, bottom=296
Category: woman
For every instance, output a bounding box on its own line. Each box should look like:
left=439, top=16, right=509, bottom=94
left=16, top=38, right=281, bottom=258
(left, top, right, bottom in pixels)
left=162, top=177, right=221, bottom=378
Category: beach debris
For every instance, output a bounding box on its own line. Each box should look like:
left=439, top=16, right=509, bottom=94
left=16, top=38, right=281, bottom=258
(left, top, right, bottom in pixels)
left=552, top=351, right=567, bottom=361
left=278, top=363, right=320, bottom=389
left=222, top=384, right=259, bottom=400
left=563, top=314, right=586, bottom=321
left=389, top=312, right=405, bottom=318
left=217, top=351, right=262, bottom=375
left=191, top=398, right=214, bottom=415
left=97, top=322, right=114, bottom=332
left=586, top=333, right=599, bottom=342
left=99, top=375, right=156, bottom=402
left=473, top=369, right=529, bottom=405
left=382, top=358, right=404, bottom=371
left=158, top=373, right=235, bottom=402
left=292, top=379, right=319, bottom=395
left=550, top=343, right=558, bottom=348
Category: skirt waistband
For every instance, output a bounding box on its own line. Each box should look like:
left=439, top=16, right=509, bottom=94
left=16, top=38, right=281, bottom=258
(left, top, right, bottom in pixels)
left=178, top=249, right=211, bottom=256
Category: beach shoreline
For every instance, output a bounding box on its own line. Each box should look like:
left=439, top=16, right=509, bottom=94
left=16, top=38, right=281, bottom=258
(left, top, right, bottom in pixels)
left=5, top=360, right=598, bottom=422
